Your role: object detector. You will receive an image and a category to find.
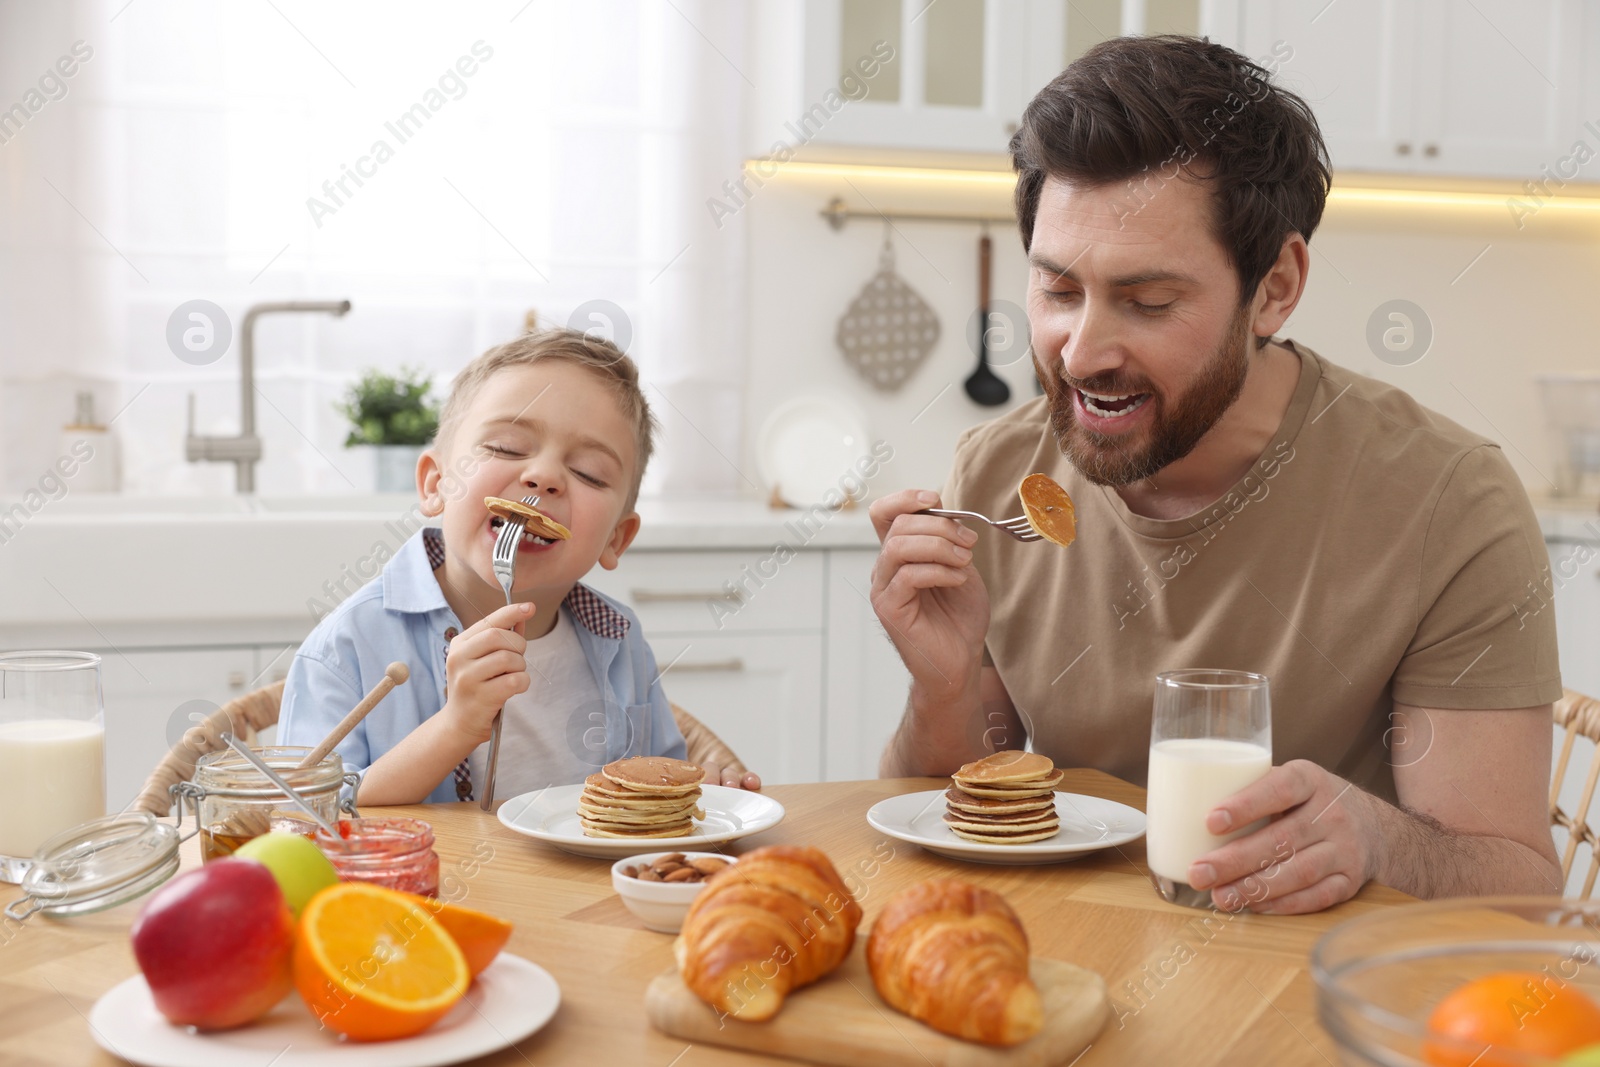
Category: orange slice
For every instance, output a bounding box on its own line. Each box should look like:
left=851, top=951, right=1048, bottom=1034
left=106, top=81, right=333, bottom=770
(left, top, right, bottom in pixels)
left=484, top=496, right=571, bottom=541
left=398, top=893, right=514, bottom=978
left=1018, top=474, right=1077, bottom=548
left=294, top=882, right=469, bottom=1041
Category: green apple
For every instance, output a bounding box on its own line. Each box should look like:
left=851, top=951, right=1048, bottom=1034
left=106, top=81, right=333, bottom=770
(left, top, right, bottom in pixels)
left=234, top=832, right=339, bottom=918
left=1561, top=1044, right=1600, bottom=1065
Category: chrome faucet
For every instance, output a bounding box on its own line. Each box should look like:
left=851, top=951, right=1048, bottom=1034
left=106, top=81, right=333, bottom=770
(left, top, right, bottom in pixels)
left=186, top=300, right=352, bottom=493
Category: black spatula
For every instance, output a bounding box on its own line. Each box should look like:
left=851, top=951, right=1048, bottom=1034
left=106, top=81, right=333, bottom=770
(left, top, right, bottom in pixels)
left=964, top=232, right=1010, bottom=407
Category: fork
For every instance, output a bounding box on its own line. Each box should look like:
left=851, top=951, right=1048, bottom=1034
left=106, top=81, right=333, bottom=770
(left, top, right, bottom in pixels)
left=481, top=494, right=539, bottom=811
left=914, top=507, right=1042, bottom=543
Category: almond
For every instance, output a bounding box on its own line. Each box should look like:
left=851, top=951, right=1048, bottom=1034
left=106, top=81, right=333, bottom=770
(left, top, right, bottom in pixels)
left=663, top=867, right=698, bottom=883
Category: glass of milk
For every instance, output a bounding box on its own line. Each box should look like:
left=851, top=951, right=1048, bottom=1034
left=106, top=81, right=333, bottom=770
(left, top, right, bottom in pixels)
left=1145, top=668, right=1272, bottom=908
left=0, top=651, right=106, bottom=882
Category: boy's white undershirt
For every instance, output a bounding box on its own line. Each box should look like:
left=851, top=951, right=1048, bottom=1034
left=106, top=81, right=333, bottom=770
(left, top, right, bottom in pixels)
left=467, top=605, right=604, bottom=795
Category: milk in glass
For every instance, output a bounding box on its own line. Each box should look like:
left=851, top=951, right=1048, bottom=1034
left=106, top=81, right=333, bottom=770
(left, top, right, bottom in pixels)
left=0, top=717, right=106, bottom=857
left=1145, top=737, right=1272, bottom=882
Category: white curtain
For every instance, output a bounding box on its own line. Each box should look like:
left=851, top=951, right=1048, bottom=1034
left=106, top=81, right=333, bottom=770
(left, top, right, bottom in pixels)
left=0, top=0, right=749, bottom=496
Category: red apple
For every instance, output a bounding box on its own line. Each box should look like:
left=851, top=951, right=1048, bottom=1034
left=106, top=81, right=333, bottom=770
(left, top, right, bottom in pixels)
left=129, top=857, right=295, bottom=1030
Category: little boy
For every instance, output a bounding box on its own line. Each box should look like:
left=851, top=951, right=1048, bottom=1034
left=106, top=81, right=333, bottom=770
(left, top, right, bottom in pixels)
left=280, top=328, right=760, bottom=804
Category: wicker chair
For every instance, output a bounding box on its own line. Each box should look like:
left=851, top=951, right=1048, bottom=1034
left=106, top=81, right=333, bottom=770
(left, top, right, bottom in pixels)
left=1551, top=689, right=1600, bottom=899
left=132, top=679, right=748, bottom=815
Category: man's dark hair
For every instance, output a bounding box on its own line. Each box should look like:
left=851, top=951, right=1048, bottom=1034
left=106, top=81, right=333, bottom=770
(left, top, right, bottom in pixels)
left=1010, top=35, right=1331, bottom=311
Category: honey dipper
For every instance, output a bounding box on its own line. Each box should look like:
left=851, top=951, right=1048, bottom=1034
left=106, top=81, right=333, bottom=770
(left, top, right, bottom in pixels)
left=209, top=663, right=410, bottom=844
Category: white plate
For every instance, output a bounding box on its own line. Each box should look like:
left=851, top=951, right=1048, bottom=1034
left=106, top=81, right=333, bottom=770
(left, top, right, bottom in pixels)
left=866, top=790, right=1146, bottom=865
left=496, top=783, right=786, bottom=859
left=756, top=395, right=872, bottom=507
left=87, top=953, right=558, bottom=1067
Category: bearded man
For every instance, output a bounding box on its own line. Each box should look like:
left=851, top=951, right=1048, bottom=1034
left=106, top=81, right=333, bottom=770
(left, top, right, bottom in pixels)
left=869, top=35, right=1563, bottom=913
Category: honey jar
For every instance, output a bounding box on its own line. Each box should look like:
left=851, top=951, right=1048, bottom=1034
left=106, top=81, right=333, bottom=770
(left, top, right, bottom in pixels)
left=173, top=746, right=355, bottom=862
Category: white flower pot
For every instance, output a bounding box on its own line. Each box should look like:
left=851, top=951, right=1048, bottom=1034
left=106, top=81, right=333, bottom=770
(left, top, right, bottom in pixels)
left=364, top=444, right=425, bottom=493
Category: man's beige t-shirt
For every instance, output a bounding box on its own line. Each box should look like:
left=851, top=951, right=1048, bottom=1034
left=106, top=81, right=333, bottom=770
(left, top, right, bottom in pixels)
left=946, top=340, right=1560, bottom=803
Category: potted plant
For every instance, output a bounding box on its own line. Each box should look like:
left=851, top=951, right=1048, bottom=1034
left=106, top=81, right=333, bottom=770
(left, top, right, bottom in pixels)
left=337, top=368, right=441, bottom=492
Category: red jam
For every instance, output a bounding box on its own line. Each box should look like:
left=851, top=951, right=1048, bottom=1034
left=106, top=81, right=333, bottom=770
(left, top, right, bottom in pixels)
left=314, top=817, right=439, bottom=896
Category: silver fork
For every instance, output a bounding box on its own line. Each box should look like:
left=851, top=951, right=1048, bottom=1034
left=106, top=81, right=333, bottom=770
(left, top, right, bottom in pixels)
left=915, top=507, right=1042, bottom=543
left=482, top=494, right=539, bottom=811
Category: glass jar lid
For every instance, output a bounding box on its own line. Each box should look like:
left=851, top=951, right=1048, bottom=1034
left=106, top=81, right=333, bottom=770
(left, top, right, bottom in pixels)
left=191, top=746, right=345, bottom=799
left=5, top=811, right=181, bottom=921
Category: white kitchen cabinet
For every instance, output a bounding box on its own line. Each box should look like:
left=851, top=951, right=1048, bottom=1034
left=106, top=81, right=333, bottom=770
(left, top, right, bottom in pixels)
left=96, top=646, right=262, bottom=813
left=1551, top=538, right=1600, bottom=699
left=792, top=0, right=1240, bottom=156
left=650, top=633, right=825, bottom=785
left=1239, top=0, right=1595, bottom=181
left=580, top=550, right=825, bottom=635
left=825, top=548, right=912, bottom=780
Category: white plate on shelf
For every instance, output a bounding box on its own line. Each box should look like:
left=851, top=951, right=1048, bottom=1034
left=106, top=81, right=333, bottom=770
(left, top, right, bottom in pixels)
left=496, top=784, right=785, bottom=859
left=756, top=395, right=872, bottom=507
left=88, top=953, right=558, bottom=1067
left=866, top=790, right=1146, bottom=866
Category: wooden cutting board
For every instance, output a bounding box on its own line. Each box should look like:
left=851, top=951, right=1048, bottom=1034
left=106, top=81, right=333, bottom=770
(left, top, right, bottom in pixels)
left=645, top=944, right=1108, bottom=1067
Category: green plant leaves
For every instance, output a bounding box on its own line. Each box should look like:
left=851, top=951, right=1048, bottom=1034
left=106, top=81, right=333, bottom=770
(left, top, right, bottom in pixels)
left=338, top=367, right=440, bottom=446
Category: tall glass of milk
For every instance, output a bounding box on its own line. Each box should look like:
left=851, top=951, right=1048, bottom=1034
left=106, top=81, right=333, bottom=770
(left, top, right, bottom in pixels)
left=1145, top=668, right=1272, bottom=908
left=0, top=651, right=106, bottom=882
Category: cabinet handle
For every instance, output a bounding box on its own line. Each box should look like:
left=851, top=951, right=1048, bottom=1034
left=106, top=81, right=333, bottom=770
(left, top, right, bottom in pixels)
left=632, top=589, right=743, bottom=605
left=669, top=658, right=746, bottom=673
left=227, top=671, right=246, bottom=689
left=1396, top=141, right=1412, bottom=155
left=1423, top=143, right=1438, bottom=157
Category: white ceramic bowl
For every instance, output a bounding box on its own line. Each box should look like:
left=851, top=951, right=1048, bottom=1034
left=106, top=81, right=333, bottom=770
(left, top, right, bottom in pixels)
left=610, top=852, right=738, bottom=933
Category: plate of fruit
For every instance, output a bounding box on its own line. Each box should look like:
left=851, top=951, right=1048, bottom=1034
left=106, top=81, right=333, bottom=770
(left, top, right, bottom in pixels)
left=90, top=833, right=559, bottom=1067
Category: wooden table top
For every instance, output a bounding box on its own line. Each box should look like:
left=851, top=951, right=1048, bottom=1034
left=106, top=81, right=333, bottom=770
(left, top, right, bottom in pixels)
left=0, top=772, right=1414, bottom=1066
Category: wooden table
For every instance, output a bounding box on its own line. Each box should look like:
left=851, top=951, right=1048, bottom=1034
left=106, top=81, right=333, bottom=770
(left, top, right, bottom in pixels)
left=0, top=772, right=1413, bottom=1066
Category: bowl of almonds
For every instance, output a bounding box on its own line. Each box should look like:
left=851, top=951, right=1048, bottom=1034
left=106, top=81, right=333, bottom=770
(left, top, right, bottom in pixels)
left=610, top=851, right=737, bottom=933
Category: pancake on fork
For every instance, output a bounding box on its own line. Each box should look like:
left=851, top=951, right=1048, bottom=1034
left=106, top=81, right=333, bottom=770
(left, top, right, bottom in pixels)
left=945, top=751, right=1062, bottom=844
left=485, top=495, right=572, bottom=542
left=579, top=756, right=706, bottom=839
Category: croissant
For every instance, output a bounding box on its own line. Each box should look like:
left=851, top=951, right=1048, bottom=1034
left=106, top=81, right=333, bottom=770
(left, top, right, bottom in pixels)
left=866, top=879, right=1044, bottom=1046
left=674, top=845, right=863, bottom=1021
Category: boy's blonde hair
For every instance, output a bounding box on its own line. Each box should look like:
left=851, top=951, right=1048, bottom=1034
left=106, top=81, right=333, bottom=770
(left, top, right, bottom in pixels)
left=436, top=328, right=658, bottom=511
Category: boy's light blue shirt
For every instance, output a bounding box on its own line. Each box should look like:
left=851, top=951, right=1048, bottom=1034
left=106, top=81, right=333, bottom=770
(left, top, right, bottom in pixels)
left=279, top=527, right=686, bottom=804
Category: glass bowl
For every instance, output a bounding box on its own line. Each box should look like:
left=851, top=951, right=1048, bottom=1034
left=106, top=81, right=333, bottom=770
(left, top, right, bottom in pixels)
left=1314, top=896, right=1600, bottom=1066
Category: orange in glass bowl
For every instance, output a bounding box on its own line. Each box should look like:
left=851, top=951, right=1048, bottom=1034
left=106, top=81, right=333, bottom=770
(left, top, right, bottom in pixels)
left=1316, top=898, right=1600, bottom=1067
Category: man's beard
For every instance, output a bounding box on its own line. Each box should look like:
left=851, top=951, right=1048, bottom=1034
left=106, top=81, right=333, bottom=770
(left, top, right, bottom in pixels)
left=1038, top=307, right=1253, bottom=487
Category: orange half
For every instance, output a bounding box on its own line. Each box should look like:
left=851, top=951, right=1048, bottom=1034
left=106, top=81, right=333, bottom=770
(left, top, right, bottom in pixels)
left=399, top=893, right=514, bottom=978
left=294, top=882, right=470, bottom=1041
left=1018, top=474, right=1077, bottom=548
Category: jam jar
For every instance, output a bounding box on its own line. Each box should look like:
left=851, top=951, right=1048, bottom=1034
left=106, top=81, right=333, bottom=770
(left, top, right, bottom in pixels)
left=177, top=746, right=354, bottom=862
left=315, top=817, right=440, bottom=896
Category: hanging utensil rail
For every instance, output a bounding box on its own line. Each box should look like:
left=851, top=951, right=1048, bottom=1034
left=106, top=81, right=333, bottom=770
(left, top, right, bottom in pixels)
left=820, top=197, right=1014, bottom=231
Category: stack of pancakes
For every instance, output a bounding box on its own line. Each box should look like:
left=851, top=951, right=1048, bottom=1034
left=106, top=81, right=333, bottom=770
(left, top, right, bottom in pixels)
left=579, top=756, right=706, bottom=839
left=943, top=751, right=1064, bottom=844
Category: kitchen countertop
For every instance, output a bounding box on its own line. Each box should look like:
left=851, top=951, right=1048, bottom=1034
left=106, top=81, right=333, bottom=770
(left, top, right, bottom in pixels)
left=1528, top=493, right=1600, bottom=542
left=0, top=496, right=882, bottom=638
left=0, top=490, right=1590, bottom=640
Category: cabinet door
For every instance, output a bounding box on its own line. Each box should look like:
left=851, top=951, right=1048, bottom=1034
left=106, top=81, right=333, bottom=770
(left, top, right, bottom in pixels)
left=650, top=634, right=824, bottom=785
left=1411, top=0, right=1585, bottom=180
left=581, top=550, right=825, bottom=635
left=1237, top=0, right=1420, bottom=174
left=824, top=549, right=912, bottom=781
left=803, top=0, right=1028, bottom=153
left=99, top=647, right=261, bottom=812
left=1550, top=539, right=1600, bottom=699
